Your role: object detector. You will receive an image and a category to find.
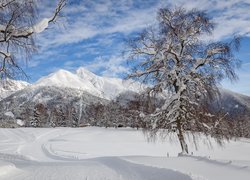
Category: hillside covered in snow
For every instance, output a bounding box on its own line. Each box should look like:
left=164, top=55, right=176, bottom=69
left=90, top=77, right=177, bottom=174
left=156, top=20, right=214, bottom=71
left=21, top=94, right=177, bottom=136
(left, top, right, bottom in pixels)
left=0, top=79, right=30, bottom=101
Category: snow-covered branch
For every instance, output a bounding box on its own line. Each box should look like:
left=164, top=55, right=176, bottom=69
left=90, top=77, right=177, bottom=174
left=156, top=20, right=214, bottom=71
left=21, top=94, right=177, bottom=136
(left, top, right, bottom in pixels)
left=0, top=0, right=67, bottom=78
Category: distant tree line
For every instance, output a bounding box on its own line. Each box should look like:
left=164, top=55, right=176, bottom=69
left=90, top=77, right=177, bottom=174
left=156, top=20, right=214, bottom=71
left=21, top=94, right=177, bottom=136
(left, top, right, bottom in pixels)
left=0, top=90, right=249, bottom=141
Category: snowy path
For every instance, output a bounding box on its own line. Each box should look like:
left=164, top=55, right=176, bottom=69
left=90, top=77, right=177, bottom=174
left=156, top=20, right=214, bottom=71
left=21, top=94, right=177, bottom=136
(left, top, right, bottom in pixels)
left=0, top=127, right=249, bottom=180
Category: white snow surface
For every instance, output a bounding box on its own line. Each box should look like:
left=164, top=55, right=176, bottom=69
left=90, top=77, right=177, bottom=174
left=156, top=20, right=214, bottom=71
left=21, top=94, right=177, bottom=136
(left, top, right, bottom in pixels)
left=35, top=67, right=143, bottom=100
left=0, top=127, right=249, bottom=180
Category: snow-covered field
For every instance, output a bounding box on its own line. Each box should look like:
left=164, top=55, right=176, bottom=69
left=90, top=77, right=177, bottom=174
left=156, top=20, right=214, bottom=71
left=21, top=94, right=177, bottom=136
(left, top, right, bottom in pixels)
left=0, top=127, right=249, bottom=180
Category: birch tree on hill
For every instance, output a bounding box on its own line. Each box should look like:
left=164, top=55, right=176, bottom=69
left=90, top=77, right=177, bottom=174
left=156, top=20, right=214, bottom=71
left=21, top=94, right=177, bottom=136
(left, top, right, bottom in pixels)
left=0, top=0, right=66, bottom=79
left=127, top=8, right=240, bottom=154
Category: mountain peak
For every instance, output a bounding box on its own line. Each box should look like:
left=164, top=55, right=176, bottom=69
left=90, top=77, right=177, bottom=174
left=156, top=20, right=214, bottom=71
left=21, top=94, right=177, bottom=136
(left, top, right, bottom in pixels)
left=32, top=67, right=143, bottom=100
left=76, top=67, right=97, bottom=80
left=34, top=68, right=103, bottom=97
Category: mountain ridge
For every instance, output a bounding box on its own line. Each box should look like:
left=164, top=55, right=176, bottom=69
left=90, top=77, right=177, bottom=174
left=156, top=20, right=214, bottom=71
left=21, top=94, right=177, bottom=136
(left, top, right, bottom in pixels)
left=0, top=67, right=143, bottom=101
left=1, top=67, right=250, bottom=103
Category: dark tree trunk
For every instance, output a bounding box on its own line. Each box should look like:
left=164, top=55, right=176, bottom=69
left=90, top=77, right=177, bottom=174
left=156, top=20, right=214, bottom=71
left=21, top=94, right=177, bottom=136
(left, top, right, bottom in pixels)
left=177, top=119, right=188, bottom=154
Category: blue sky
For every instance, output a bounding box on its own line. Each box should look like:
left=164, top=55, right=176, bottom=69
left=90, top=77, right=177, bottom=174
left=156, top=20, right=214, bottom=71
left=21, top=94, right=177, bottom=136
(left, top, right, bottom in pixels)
left=21, top=0, right=250, bottom=95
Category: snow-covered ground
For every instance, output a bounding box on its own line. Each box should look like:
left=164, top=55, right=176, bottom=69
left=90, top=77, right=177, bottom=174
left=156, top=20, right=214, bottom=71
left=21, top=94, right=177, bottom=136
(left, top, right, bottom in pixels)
left=0, top=127, right=249, bottom=180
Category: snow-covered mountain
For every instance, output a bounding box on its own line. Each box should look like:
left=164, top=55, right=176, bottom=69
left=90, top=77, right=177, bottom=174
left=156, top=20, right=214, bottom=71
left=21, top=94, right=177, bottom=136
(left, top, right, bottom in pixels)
left=34, top=67, right=143, bottom=100
left=0, top=67, right=250, bottom=128
left=0, top=79, right=30, bottom=100
left=0, top=68, right=143, bottom=127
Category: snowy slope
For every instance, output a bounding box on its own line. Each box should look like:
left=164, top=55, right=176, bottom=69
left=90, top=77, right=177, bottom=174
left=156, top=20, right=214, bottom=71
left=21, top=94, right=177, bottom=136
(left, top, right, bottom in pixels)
left=0, top=86, right=107, bottom=126
left=0, top=127, right=249, bottom=180
left=220, top=88, right=250, bottom=109
left=0, top=79, right=30, bottom=100
left=35, top=67, right=143, bottom=100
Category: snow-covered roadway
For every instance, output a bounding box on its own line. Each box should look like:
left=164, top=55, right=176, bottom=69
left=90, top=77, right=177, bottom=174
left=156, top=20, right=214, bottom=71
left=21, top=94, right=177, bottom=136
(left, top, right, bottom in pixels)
left=0, top=127, right=249, bottom=180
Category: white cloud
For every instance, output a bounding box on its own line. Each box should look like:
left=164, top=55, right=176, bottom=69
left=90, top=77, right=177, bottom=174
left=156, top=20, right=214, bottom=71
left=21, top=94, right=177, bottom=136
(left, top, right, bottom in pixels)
left=27, top=60, right=40, bottom=68
left=35, top=0, right=160, bottom=48
left=84, top=55, right=129, bottom=77
left=36, top=0, right=250, bottom=48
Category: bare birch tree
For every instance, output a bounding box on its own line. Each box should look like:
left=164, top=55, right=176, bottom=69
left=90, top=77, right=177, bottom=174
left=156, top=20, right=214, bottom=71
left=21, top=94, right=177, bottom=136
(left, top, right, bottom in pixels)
left=127, top=7, right=240, bottom=154
left=0, top=0, right=66, bottom=79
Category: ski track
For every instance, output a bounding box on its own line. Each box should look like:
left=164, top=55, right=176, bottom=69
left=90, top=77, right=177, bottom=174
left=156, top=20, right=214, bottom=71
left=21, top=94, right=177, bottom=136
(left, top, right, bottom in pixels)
left=0, top=127, right=249, bottom=180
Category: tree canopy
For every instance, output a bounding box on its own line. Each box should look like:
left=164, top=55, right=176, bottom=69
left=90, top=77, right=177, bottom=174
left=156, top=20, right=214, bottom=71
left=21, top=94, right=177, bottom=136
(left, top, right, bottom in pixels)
left=127, top=7, right=240, bottom=154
